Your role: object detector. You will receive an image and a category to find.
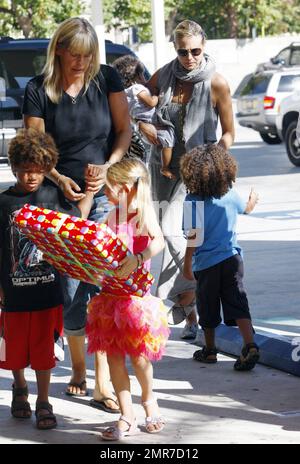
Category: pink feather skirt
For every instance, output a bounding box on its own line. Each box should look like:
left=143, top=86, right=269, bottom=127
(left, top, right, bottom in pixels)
left=86, top=292, right=170, bottom=361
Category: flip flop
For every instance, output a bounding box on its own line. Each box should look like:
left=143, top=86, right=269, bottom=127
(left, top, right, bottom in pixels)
left=65, top=380, right=89, bottom=397
left=89, top=397, right=120, bottom=414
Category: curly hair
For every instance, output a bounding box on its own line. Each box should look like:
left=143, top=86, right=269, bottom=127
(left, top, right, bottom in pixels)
left=112, top=54, right=145, bottom=88
left=180, top=144, right=237, bottom=198
left=8, top=128, right=58, bottom=172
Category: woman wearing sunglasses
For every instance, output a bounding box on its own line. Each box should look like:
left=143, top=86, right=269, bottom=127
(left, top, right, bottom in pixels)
left=139, top=20, right=234, bottom=339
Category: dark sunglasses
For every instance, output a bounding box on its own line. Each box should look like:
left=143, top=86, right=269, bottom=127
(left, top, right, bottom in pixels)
left=176, top=48, right=202, bottom=57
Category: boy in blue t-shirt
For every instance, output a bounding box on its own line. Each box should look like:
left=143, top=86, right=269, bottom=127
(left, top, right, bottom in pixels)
left=180, top=144, right=259, bottom=371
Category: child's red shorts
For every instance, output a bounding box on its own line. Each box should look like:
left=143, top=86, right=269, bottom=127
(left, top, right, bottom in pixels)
left=0, top=305, right=63, bottom=371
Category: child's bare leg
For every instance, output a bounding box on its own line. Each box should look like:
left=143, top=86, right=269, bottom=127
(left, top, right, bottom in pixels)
left=65, top=334, right=86, bottom=395
left=105, top=354, right=135, bottom=435
left=12, top=369, right=27, bottom=389
left=35, top=369, right=55, bottom=428
left=12, top=369, right=31, bottom=418
left=130, top=355, right=163, bottom=432
left=203, top=328, right=216, bottom=350
left=236, top=319, right=254, bottom=345
left=160, top=147, right=175, bottom=179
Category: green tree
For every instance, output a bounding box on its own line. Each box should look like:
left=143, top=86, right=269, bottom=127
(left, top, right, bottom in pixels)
left=175, top=0, right=300, bottom=39
left=0, top=0, right=85, bottom=38
left=103, top=0, right=151, bottom=42
left=103, top=0, right=300, bottom=41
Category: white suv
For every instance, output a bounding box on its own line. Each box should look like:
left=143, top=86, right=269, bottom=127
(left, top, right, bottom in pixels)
left=236, top=68, right=300, bottom=144
left=276, top=89, right=300, bottom=166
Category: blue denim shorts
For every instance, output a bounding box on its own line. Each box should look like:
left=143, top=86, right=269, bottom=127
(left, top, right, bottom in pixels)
left=62, top=194, right=113, bottom=336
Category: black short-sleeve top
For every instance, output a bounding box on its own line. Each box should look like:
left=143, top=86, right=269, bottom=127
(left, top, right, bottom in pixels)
left=22, top=65, right=124, bottom=190
left=0, top=184, right=80, bottom=312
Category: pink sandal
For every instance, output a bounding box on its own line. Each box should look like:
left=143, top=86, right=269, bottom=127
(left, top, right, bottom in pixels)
left=101, top=415, right=140, bottom=441
left=142, top=398, right=165, bottom=434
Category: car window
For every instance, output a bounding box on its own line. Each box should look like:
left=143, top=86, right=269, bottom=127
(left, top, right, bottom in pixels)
left=240, top=74, right=272, bottom=96
left=0, top=50, right=47, bottom=89
left=277, top=74, right=300, bottom=92
left=233, top=73, right=253, bottom=98
left=276, top=48, right=290, bottom=65
left=290, top=49, right=300, bottom=66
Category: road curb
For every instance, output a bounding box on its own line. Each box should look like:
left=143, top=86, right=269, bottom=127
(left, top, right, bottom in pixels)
left=195, top=323, right=300, bottom=377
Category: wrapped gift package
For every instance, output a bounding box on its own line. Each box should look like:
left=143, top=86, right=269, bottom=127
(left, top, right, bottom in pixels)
left=14, top=204, right=154, bottom=297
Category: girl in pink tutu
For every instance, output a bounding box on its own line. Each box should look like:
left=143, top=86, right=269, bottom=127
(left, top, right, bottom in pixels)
left=86, top=158, right=169, bottom=440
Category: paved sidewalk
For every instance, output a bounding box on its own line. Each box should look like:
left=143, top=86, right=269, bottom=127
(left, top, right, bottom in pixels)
left=1, top=165, right=300, bottom=444
left=1, top=328, right=300, bottom=445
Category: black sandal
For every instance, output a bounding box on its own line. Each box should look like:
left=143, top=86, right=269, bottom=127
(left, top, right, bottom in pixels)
left=234, top=343, right=260, bottom=371
left=193, top=347, right=218, bottom=363
left=11, top=384, right=32, bottom=419
left=35, top=401, right=57, bottom=430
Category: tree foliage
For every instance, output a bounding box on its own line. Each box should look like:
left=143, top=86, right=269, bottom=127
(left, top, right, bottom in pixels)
left=1, top=0, right=299, bottom=41
left=0, top=0, right=85, bottom=38
left=103, top=0, right=300, bottom=42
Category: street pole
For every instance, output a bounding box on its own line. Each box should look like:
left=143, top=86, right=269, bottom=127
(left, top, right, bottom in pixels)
left=151, top=0, right=166, bottom=70
left=91, top=0, right=106, bottom=64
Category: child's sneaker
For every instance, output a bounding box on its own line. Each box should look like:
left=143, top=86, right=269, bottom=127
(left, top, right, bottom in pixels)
left=181, top=323, right=198, bottom=340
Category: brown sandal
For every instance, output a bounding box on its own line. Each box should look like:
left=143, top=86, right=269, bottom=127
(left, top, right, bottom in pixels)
left=11, top=384, right=32, bottom=419
left=35, top=401, right=57, bottom=430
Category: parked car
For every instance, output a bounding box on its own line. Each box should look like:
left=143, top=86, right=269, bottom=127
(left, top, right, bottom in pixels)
left=275, top=89, right=300, bottom=166
left=236, top=68, right=300, bottom=144
left=0, top=37, right=148, bottom=162
left=256, top=42, right=300, bottom=73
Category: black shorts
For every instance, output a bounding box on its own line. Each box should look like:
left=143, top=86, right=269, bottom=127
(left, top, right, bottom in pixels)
left=194, top=254, right=252, bottom=329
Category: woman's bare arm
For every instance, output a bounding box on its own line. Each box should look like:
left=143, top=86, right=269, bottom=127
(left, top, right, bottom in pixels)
left=108, top=91, right=132, bottom=164
left=211, top=73, right=235, bottom=150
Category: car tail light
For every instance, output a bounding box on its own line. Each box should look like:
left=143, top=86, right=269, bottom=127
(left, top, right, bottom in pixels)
left=264, top=96, right=276, bottom=110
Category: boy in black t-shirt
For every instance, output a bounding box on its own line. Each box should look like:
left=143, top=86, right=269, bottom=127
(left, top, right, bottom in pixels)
left=0, top=129, right=93, bottom=430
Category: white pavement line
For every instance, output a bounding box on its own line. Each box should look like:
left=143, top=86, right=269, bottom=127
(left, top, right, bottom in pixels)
left=254, top=325, right=300, bottom=337
left=275, top=411, right=300, bottom=418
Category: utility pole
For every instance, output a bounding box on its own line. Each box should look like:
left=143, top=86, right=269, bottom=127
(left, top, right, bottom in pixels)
left=91, top=0, right=106, bottom=64
left=151, top=0, right=166, bottom=70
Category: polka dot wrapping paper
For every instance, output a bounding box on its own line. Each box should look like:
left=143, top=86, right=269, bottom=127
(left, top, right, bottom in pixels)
left=14, top=204, right=154, bottom=297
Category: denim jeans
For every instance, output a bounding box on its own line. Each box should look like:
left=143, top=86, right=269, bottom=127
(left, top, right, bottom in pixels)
left=62, top=194, right=112, bottom=336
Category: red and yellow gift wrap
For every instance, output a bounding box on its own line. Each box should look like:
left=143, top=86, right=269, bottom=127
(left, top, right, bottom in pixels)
left=14, top=204, right=154, bottom=297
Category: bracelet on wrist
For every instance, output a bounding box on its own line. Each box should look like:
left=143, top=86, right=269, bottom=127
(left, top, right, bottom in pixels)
left=136, top=252, right=144, bottom=268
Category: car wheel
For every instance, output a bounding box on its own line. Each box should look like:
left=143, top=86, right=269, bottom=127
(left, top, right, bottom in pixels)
left=259, top=132, right=282, bottom=144
left=285, top=120, right=300, bottom=167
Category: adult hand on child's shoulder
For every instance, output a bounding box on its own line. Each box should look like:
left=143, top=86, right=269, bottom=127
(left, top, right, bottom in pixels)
left=58, top=175, right=86, bottom=202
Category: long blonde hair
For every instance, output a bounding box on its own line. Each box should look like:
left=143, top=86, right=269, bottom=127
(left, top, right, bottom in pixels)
left=43, top=17, right=100, bottom=104
left=106, top=158, right=154, bottom=234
